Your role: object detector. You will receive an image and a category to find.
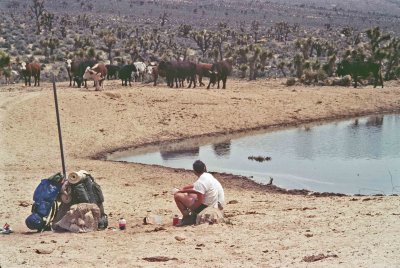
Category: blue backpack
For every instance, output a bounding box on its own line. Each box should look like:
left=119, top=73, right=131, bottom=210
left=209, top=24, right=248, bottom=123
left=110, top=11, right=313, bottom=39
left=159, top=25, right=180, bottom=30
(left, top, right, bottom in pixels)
left=25, top=173, right=64, bottom=231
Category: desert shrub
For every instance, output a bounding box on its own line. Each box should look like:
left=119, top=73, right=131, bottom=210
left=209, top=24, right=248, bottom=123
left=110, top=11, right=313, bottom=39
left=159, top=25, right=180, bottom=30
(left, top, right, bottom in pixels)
left=55, top=52, right=66, bottom=61
left=317, top=69, right=328, bottom=81
left=14, top=40, right=27, bottom=52
left=286, top=77, right=296, bottom=86
left=332, top=75, right=352, bottom=86
left=33, top=48, right=44, bottom=56
left=9, top=50, right=19, bottom=57
left=0, top=42, right=11, bottom=49
left=239, top=64, right=248, bottom=78
left=303, top=69, right=318, bottom=84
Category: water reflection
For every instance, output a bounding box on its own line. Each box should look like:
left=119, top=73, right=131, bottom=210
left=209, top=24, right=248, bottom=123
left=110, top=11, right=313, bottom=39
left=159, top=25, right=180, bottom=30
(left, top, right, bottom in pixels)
left=212, top=141, right=231, bottom=157
left=160, top=147, right=199, bottom=160
left=110, top=114, right=400, bottom=194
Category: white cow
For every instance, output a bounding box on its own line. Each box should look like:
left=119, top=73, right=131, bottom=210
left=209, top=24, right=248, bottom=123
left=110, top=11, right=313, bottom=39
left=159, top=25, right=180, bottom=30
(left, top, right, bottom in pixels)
left=133, top=61, right=147, bottom=82
left=65, top=59, right=73, bottom=86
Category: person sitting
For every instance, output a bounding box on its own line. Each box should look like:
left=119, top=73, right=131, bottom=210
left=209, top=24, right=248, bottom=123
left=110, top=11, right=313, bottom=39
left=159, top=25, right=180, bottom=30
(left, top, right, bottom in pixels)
left=173, top=160, right=225, bottom=225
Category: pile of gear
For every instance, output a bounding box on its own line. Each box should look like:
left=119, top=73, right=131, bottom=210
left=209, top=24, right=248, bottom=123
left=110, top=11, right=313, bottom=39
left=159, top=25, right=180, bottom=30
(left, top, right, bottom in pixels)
left=25, top=170, right=108, bottom=233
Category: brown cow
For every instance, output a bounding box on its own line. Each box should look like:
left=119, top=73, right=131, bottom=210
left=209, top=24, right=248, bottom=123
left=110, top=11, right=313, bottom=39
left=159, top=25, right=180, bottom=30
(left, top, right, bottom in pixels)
left=146, top=65, right=166, bottom=86
left=20, top=62, right=41, bottom=86
left=196, top=63, right=213, bottom=86
left=83, top=63, right=107, bottom=90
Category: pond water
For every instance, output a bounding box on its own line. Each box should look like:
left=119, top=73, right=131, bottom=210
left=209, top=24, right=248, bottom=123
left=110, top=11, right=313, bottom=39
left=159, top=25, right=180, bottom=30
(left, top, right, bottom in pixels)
left=108, top=114, right=400, bottom=195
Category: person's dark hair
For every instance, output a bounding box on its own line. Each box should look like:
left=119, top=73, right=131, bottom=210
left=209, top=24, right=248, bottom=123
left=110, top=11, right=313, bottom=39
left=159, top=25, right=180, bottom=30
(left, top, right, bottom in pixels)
left=193, top=160, right=206, bottom=173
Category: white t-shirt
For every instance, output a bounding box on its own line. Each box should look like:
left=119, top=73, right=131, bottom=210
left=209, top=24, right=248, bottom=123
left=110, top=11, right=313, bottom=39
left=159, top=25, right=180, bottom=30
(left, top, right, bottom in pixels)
left=193, top=172, right=225, bottom=208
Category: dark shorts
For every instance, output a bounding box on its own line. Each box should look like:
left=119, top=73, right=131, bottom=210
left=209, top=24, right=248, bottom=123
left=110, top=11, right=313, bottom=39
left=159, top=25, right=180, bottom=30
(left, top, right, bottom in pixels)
left=193, top=203, right=208, bottom=214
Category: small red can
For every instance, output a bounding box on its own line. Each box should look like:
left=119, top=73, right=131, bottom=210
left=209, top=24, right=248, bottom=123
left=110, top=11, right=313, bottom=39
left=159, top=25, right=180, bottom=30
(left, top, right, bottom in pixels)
left=119, top=218, right=126, bottom=230
left=172, top=215, right=179, bottom=226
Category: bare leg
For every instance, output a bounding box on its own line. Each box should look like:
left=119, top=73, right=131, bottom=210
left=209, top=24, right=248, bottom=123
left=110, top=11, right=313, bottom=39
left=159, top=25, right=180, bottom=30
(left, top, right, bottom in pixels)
left=174, top=193, right=197, bottom=216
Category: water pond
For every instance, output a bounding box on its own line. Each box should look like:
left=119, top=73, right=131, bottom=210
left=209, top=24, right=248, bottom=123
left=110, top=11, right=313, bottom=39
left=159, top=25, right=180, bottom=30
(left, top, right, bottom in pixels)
left=108, top=114, right=400, bottom=195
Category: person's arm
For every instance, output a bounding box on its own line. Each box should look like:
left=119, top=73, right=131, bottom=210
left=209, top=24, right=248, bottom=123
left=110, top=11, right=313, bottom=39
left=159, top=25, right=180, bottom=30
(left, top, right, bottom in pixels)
left=178, top=184, right=193, bottom=193
left=180, top=184, right=194, bottom=191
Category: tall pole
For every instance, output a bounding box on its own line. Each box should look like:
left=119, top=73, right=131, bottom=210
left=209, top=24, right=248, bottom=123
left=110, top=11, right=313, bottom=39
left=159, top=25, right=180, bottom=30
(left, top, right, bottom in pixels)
left=52, top=75, right=66, bottom=179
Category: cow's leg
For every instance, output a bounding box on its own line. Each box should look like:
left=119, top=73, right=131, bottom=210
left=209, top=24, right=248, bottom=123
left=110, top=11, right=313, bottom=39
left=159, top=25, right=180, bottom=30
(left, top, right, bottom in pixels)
left=217, top=79, right=220, bottom=89
left=192, top=75, right=196, bottom=88
left=175, top=77, right=178, bottom=88
left=353, top=76, right=357, bottom=88
left=28, top=76, right=31, bottom=86
left=187, top=77, right=192, bottom=88
left=199, top=75, right=205, bottom=86
left=153, top=73, right=157, bottom=86
left=206, top=80, right=212, bottom=89
left=222, top=77, right=227, bottom=89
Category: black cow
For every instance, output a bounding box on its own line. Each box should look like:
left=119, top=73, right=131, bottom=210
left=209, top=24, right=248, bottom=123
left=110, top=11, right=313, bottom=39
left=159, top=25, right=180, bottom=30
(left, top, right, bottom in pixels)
left=336, top=60, right=383, bottom=88
left=118, top=64, right=137, bottom=86
left=207, top=60, right=233, bottom=89
left=158, top=60, right=196, bottom=88
left=73, top=59, right=97, bottom=88
left=106, top=64, right=120, bottom=80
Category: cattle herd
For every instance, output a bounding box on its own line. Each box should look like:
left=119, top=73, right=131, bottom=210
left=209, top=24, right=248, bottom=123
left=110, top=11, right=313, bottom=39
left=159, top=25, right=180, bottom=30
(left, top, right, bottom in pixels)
left=2, top=58, right=384, bottom=89
left=4, top=58, right=234, bottom=90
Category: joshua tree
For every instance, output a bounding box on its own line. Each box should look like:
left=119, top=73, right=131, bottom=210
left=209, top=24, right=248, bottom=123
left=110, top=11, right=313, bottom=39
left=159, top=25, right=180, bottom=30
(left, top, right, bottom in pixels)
left=178, top=24, right=192, bottom=37
left=159, top=11, right=169, bottom=27
left=322, top=54, right=336, bottom=77
left=239, top=64, right=248, bottom=78
left=251, top=20, right=260, bottom=43
left=86, top=47, right=96, bottom=59
left=101, top=30, right=117, bottom=64
left=293, top=53, right=304, bottom=78
left=365, top=27, right=390, bottom=62
left=191, top=30, right=213, bottom=60
left=125, top=38, right=140, bottom=62
left=30, top=0, right=46, bottom=35
left=271, top=22, right=292, bottom=42
left=384, top=37, right=400, bottom=80
left=74, top=36, right=93, bottom=50
left=212, top=33, right=228, bottom=61
left=41, top=35, right=60, bottom=56
left=277, top=61, right=287, bottom=77
left=41, top=11, right=54, bottom=32
left=295, top=37, right=314, bottom=60
left=248, top=46, right=261, bottom=80
left=0, top=50, right=11, bottom=69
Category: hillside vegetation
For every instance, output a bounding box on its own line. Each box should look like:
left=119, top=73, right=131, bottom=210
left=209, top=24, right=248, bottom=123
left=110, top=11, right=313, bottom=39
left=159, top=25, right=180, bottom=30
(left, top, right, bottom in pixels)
left=0, top=0, right=399, bottom=84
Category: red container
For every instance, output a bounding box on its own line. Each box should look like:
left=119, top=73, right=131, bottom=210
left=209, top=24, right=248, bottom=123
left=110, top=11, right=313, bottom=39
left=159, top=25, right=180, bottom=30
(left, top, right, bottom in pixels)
left=119, top=218, right=126, bottom=230
left=172, top=215, right=179, bottom=226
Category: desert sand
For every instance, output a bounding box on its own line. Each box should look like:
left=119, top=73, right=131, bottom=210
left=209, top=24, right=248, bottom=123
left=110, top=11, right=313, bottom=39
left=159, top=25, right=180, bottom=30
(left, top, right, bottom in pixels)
left=0, top=79, right=399, bottom=267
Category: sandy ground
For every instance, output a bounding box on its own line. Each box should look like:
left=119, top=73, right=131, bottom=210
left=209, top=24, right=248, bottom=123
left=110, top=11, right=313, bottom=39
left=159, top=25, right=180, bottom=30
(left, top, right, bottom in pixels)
left=0, top=79, right=399, bottom=267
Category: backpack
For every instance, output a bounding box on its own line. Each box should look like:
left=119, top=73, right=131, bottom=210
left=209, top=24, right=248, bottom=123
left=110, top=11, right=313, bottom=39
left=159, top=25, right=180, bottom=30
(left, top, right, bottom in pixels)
left=25, top=172, right=64, bottom=232
left=69, top=173, right=108, bottom=229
